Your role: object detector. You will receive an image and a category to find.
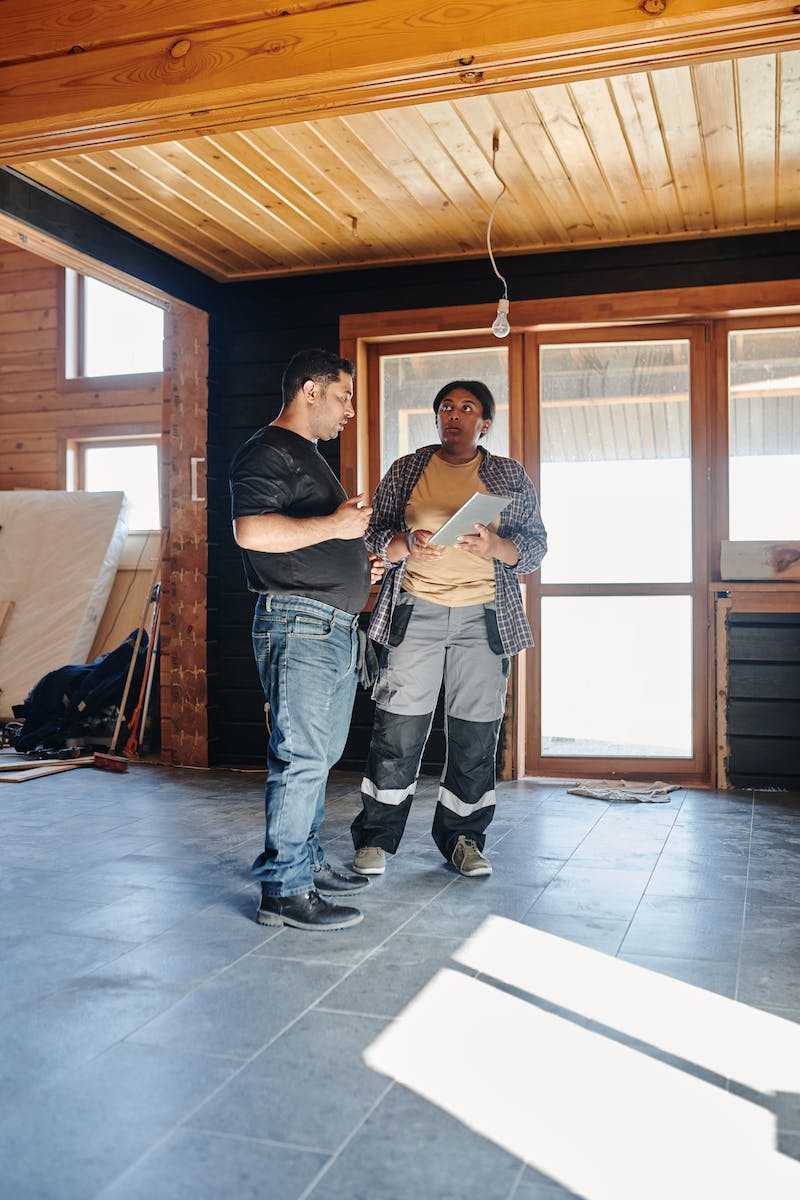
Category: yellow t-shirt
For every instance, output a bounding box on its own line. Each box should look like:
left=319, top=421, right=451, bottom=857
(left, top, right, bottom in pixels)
left=402, top=451, right=497, bottom=607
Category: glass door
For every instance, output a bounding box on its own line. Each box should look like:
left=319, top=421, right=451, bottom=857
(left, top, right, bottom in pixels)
left=525, top=327, right=710, bottom=781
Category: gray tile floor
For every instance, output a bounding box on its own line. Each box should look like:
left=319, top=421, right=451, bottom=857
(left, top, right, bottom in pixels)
left=2, top=765, right=799, bottom=1199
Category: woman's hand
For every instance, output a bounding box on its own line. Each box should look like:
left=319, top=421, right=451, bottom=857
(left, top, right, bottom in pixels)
left=384, top=529, right=442, bottom=563
left=406, top=529, right=443, bottom=561
left=456, top=524, right=519, bottom=565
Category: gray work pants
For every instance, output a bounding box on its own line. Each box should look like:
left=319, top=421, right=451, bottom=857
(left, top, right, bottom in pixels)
left=352, top=593, right=509, bottom=860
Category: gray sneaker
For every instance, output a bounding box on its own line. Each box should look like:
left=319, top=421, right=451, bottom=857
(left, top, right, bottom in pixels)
left=353, top=846, right=386, bottom=875
left=451, top=836, right=492, bottom=877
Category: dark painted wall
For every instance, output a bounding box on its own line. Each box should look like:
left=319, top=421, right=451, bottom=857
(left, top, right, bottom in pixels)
left=5, top=166, right=800, bottom=772
left=206, top=231, right=800, bottom=765
left=0, top=168, right=218, bottom=311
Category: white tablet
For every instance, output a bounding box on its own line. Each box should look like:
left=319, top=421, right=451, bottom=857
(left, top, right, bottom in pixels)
left=429, top=492, right=512, bottom=546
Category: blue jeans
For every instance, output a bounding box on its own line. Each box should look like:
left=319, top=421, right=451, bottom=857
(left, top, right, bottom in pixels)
left=251, top=593, right=360, bottom=897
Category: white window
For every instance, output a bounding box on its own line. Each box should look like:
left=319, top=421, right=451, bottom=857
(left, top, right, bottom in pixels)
left=67, top=437, right=161, bottom=531
left=64, top=270, right=165, bottom=378
left=728, top=326, right=800, bottom=540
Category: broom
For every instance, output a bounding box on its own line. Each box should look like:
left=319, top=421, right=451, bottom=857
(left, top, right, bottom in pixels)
left=94, top=534, right=166, bottom=773
left=123, top=583, right=161, bottom=759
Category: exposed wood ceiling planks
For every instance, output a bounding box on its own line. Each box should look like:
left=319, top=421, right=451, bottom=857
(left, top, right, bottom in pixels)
left=12, top=52, right=800, bottom=281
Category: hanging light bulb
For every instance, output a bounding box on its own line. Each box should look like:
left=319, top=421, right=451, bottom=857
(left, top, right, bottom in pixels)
left=492, top=296, right=510, bottom=338
left=487, top=131, right=510, bottom=339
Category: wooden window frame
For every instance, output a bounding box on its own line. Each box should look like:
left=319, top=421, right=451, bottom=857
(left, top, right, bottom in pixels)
left=60, top=268, right=166, bottom=393
left=523, top=322, right=711, bottom=785
left=712, top=311, right=800, bottom=557
left=361, top=334, right=525, bottom=497
left=341, top=280, right=800, bottom=786
left=65, top=429, right=163, bottom=531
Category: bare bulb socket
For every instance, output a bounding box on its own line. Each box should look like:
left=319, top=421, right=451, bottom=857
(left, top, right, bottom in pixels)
left=491, top=297, right=510, bottom=339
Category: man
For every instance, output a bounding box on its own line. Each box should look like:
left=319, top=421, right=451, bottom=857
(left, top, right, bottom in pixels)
left=230, top=348, right=381, bottom=930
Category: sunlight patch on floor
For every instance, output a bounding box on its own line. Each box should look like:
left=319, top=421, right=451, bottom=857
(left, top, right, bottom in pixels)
left=364, top=918, right=800, bottom=1200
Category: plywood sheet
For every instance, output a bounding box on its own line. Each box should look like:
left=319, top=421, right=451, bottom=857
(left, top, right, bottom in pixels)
left=0, top=761, right=91, bottom=782
left=0, top=752, right=95, bottom=775
left=0, top=490, right=128, bottom=719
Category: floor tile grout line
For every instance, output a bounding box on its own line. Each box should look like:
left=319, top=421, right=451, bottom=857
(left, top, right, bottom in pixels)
left=609, top=787, right=687, bottom=957
left=11, top=772, right=797, bottom=1198
left=534, top=796, right=615, bottom=890
left=293, top=1079, right=397, bottom=1200
left=95, top=874, right=463, bottom=1197
left=180, top=1124, right=358, bottom=1157
left=528, top=788, right=687, bottom=953
left=506, top=1160, right=530, bottom=1200
left=732, top=789, right=756, bottom=1008
left=498, top=793, right=610, bottom=925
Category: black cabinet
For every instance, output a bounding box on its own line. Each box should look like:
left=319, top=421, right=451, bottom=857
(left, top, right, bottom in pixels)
left=726, top=612, right=800, bottom=789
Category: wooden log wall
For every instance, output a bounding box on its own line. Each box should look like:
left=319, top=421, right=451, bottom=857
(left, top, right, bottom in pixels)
left=160, top=302, right=209, bottom=768
left=0, top=246, right=59, bottom=487
left=207, top=230, right=800, bottom=771
left=0, top=242, right=161, bottom=489
left=0, top=239, right=210, bottom=769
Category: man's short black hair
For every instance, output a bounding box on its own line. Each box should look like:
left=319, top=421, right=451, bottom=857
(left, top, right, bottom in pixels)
left=282, top=348, right=355, bottom=407
left=432, top=380, right=496, bottom=423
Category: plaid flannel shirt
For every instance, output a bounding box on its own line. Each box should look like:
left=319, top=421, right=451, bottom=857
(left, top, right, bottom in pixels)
left=366, top=444, right=547, bottom=657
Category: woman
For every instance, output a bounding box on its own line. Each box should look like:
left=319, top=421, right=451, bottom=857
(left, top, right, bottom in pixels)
left=351, top=380, right=547, bottom=878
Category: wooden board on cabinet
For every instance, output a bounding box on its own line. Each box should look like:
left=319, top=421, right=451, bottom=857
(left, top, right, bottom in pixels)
left=720, top=541, right=800, bottom=582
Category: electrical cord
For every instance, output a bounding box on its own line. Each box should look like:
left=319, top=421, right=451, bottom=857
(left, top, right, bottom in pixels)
left=487, top=135, right=509, bottom=302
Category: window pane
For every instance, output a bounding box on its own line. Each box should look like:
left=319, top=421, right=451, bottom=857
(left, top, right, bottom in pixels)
left=84, top=278, right=164, bottom=376
left=541, top=596, right=693, bottom=758
left=84, top=444, right=161, bottom=530
left=380, top=347, right=509, bottom=475
left=728, top=327, right=800, bottom=540
left=540, top=340, right=692, bottom=583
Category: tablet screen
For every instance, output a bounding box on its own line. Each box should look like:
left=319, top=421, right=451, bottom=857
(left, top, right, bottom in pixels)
left=429, top=492, right=512, bottom=546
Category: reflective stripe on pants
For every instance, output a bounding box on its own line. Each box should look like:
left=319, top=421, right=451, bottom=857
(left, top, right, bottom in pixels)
left=352, top=594, right=508, bottom=860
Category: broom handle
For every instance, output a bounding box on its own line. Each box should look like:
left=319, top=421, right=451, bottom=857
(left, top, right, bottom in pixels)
left=124, top=585, right=161, bottom=756
left=108, top=533, right=167, bottom=754
left=137, top=605, right=161, bottom=750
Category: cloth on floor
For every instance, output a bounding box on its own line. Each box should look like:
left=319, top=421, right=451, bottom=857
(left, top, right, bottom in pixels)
left=566, top=779, right=678, bottom=803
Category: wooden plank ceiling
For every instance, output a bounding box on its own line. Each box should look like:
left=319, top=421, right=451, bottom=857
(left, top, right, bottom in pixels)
left=12, top=49, right=800, bottom=282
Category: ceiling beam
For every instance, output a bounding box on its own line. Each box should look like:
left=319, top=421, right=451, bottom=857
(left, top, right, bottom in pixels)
left=0, top=1, right=366, bottom=66
left=2, top=0, right=800, bottom=162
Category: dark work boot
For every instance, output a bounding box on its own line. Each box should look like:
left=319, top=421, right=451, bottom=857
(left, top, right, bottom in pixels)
left=312, top=863, right=370, bottom=895
left=256, top=888, right=363, bottom=930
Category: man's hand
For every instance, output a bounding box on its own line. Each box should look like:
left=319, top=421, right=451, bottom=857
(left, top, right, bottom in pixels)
left=234, top=496, right=373, bottom=554
left=368, top=552, right=385, bottom=585
left=330, top=493, right=372, bottom=540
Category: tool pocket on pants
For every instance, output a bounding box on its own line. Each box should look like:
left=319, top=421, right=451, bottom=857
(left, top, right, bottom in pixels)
left=483, top=604, right=505, bottom=655
left=388, top=597, right=414, bottom=647
left=357, top=629, right=381, bottom=689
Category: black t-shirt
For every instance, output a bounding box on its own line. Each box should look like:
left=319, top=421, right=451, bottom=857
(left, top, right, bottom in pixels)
left=229, top=425, right=371, bottom=615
